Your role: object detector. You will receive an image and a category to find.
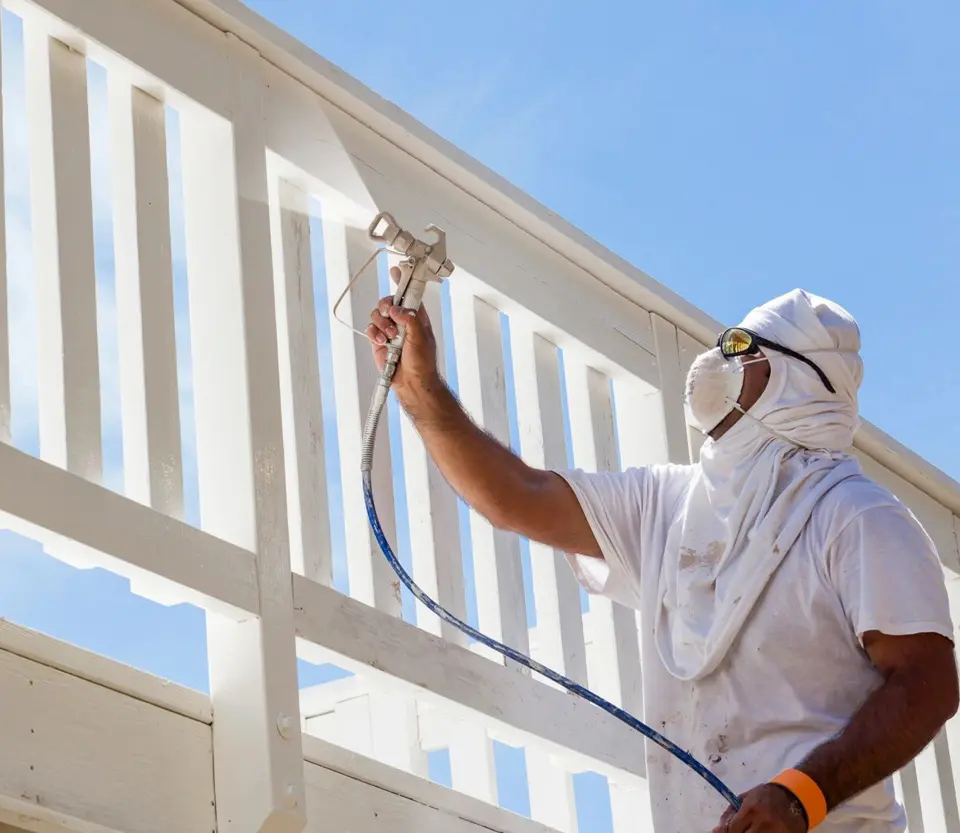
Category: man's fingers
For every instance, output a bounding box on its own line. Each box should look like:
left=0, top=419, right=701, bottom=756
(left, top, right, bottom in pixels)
left=374, top=292, right=434, bottom=345
left=725, top=807, right=755, bottom=833
left=366, top=323, right=387, bottom=346
left=371, top=309, right=397, bottom=340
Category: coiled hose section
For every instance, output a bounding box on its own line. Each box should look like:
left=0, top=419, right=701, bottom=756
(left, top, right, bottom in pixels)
left=360, top=376, right=742, bottom=812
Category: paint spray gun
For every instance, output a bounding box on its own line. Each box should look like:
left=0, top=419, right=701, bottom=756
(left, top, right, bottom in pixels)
left=331, top=212, right=455, bottom=473
left=366, top=211, right=455, bottom=388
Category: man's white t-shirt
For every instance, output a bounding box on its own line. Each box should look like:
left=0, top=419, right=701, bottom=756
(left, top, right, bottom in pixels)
left=557, top=463, right=954, bottom=833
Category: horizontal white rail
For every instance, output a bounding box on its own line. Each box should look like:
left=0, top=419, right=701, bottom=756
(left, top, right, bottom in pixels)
left=0, top=442, right=258, bottom=617
left=293, top=574, right=647, bottom=784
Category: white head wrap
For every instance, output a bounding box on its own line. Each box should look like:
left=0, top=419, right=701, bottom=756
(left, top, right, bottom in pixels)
left=737, top=288, right=863, bottom=450
left=655, top=289, right=871, bottom=681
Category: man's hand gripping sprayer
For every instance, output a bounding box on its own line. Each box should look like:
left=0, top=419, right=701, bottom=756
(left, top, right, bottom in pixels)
left=358, top=212, right=453, bottom=477
left=338, top=210, right=742, bottom=813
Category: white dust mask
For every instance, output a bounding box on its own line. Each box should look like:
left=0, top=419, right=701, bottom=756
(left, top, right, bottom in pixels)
left=684, top=347, right=747, bottom=434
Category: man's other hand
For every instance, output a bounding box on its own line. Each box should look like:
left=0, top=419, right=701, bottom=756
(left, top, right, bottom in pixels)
left=712, top=784, right=808, bottom=833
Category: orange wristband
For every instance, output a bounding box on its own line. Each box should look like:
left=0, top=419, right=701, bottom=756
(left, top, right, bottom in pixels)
left=769, top=769, right=828, bottom=830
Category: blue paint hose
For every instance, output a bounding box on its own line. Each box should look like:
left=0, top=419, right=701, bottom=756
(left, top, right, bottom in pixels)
left=360, top=371, right=742, bottom=812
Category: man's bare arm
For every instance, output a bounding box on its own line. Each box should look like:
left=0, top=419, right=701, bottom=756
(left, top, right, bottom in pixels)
left=367, top=289, right=601, bottom=559
left=400, top=373, right=600, bottom=556
left=716, top=631, right=958, bottom=833
left=795, top=631, right=958, bottom=811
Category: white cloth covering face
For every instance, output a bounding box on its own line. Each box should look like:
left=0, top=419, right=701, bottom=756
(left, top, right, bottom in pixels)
left=660, top=289, right=866, bottom=681
left=555, top=288, right=954, bottom=832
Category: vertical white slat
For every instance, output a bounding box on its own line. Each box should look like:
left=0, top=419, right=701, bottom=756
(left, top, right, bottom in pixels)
left=943, top=573, right=960, bottom=833
left=917, top=730, right=959, bottom=833
left=510, top=324, right=588, bottom=683
left=610, top=377, right=672, bottom=467
left=394, top=272, right=467, bottom=644
left=526, top=747, right=578, bottom=832
left=24, top=27, right=101, bottom=480
left=677, top=330, right=710, bottom=462
left=269, top=178, right=332, bottom=585
left=510, top=325, right=584, bottom=833
left=180, top=39, right=305, bottom=833
left=322, top=216, right=401, bottom=616
left=917, top=741, right=947, bottom=833
left=305, top=694, right=374, bottom=758
left=610, top=311, right=691, bottom=704
left=609, top=779, right=655, bottom=833
left=109, top=80, right=183, bottom=517
left=612, top=317, right=692, bottom=469
left=893, top=771, right=910, bottom=830
left=938, top=724, right=960, bottom=833
left=445, top=285, right=522, bottom=803
left=649, top=314, right=691, bottom=464
left=899, top=761, right=927, bottom=833
left=414, top=707, right=498, bottom=802
left=369, top=690, right=429, bottom=777
left=448, top=718, right=499, bottom=805
left=448, top=284, right=530, bottom=666
left=564, top=360, right=643, bottom=716
left=0, top=14, right=9, bottom=446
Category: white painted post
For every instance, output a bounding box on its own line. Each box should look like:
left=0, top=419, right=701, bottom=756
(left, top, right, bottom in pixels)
left=109, top=80, right=183, bottom=518
left=394, top=270, right=467, bottom=644
left=322, top=215, right=402, bottom=616
left=564, top=359, right=643, bottom=715
left=180, top=37, right=305, bottom=833
left=269, top=178, right=332, bottom=585
left=0, top=13, right=8, bottom=446
left=448, top=283, right=530, bottom=667
left=24, top=27, right=101, bottom=481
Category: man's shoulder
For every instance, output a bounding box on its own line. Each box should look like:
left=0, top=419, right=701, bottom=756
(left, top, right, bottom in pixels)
left=812, top=470, right=908, bottom=538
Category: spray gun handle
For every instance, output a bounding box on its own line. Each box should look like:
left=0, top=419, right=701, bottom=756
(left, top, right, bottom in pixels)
left=380, top=259, right=425, bottom=375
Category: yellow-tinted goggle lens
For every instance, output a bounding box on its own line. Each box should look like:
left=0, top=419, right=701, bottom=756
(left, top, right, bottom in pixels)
left=720, top=328, right=754, bottom=356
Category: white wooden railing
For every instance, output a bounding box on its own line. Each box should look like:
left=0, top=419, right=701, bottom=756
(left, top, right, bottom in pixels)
left=0, top=1, right=959, bottom=833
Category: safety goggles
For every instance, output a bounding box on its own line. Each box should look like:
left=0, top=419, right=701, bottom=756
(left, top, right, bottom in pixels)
left=716, top=327, right=836, bottom=394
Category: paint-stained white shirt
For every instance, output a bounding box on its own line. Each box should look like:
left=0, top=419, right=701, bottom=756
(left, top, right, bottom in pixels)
left=558, top=463, right=953, bottom=833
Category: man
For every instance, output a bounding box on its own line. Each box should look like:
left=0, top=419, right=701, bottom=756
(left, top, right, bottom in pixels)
left=367, top=281, right=958, bottom=832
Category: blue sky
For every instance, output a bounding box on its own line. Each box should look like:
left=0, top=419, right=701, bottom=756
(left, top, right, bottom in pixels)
left=0, top=1, right=958, bottom=831
left=243, top=0, right=960, bottom=480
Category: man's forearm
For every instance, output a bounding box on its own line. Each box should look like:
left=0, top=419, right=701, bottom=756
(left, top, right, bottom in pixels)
left=795, top=668, right=952, bottom=811
left=396, top=374, right=537, bottom=530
